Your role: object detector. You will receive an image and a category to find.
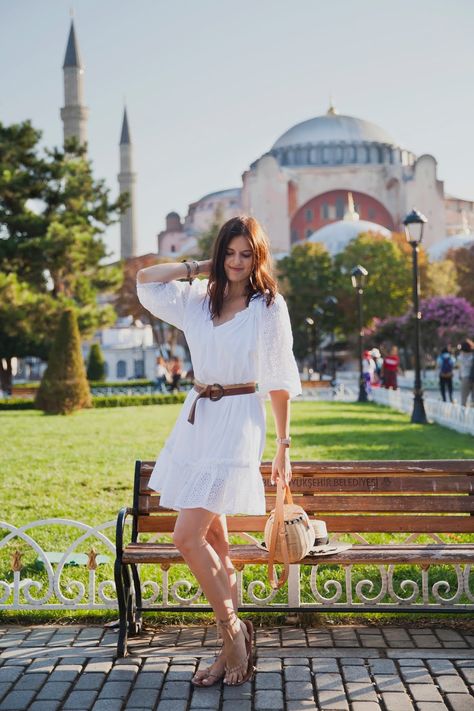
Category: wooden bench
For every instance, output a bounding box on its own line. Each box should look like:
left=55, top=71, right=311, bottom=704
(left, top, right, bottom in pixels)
left=114, top=459, right=474, bottom=657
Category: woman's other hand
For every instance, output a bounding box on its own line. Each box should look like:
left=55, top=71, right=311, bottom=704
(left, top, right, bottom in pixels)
left=271, top=447, right=292, bottom=486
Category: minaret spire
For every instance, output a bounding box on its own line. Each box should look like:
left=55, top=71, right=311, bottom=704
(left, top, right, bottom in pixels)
left=118, top=106, right=138, bottom=259
left=60, top=19, right=89, bottom=148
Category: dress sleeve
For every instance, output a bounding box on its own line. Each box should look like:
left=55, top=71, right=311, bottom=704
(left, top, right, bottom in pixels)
left=257, top=293, right=302, bottom=399
left=136, top=278, right=208, bottom=331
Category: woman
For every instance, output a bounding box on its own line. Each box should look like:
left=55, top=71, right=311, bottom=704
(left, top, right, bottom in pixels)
left=382, top=345, right=400, bottom=390
left=154, top=355, right=169, bottom=393
left=136, top=216, right=301, bottom=687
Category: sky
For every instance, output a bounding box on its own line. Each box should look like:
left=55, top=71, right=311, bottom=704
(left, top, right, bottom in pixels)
left=1, top=0, right=473, bottom=260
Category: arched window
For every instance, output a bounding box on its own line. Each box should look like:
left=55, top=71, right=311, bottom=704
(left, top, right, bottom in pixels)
left=334, top=145, right=343, bottom=163
left=117, top=360, right=127, bottom=378
left=309, top=148, right=318, bottom=164
left=322, top=147, right=331, bottom=164
left=335, top=196, right=345, bottom=220
left=306, top=208, right=313, bottom=223
left=134, top=360, right=145, bottom=378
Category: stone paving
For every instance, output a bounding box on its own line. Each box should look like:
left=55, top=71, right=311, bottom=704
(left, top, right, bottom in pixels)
left=0, top=624, right=473, bottom=710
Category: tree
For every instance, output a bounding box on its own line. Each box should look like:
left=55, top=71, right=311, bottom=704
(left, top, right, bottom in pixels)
left=424, top=259, right=460, bottom=298
left=447, top=244, right=474, bottom=305
left=0, top=273, right=58, bottom=393
left=373, top=296, right=474, bottom=364
left=87, top=343, right=106, bottom=381
left=333, top=232, right=413, bottom=333
left=277, top=242, right=335, bottom=360
left=0, top=121, right=126, bottom=390
left=36, top=309, right=92, bottom=414
left=195, top=205, right=224, bottom=260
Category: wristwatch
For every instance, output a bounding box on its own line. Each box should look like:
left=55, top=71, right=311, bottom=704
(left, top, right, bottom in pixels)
left=276, top=436, right=291, bottom=447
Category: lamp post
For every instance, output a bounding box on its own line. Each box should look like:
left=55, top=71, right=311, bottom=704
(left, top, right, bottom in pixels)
left=324, top=295, right=338, bottom=384
left=351, top=265, right=369, bottom=403
left=305, top=317, right=316, bottom=377
left=403, top=208, right=428, bottom=424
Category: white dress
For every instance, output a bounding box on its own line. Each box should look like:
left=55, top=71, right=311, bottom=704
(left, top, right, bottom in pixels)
left=136, top=278, right=302, bottom=515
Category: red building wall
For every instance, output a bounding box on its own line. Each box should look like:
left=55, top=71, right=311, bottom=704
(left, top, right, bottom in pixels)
left=290, top=190, right=395, bottom=244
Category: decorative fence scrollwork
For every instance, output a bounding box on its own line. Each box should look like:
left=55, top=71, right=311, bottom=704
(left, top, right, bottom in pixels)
left=0, top=520, right=472, bottom=611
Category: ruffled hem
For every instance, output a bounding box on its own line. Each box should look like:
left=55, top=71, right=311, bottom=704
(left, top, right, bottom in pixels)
left=149, top=446, right=266, bottom=515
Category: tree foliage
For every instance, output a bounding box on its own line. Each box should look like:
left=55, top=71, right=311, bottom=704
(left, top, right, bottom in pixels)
left=87, top=343, right=106, bottom=381
left=277, top=242, right=335, bottom=360
left=0, top=120, right=126, bottom=389
left=195, top=205, right=224, bottom=260
left=35, top=309, right=92, bottom=414
left=447, top=244, right=474, bottom=305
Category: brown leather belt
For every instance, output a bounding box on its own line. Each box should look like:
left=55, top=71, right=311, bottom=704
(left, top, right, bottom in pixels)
left=187, top=380, right=257, bottom=425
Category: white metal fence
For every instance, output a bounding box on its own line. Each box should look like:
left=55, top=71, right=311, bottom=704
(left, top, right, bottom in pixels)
left=1, top=518, right=473, bottom=612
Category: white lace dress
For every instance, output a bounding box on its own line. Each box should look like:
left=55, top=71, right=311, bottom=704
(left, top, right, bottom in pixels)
left=136, top=278, right=301, bottom=515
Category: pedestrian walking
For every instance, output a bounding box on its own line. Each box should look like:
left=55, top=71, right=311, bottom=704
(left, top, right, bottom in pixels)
left=154, top=355, right=169, bottom=393
left=136, top=216, right=301, bottom=686
left=382, top=345, right=400, bottom=390
left=170, top=356, right=182, bottom=392
left=362, top=350, right=375, bottom=394
left=437, top=346, right=455, bottom=403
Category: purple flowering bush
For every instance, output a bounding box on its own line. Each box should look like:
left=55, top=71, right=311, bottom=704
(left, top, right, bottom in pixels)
left=373, top=296, right=474, bottom=361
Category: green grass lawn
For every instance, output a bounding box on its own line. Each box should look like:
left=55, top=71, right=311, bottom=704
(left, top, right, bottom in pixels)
left=2, top=400, right=473, bottom=525
left=1, top=400, right=473, bottom=624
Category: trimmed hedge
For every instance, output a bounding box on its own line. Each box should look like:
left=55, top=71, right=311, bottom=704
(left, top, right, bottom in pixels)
left=92, top=393, right=187, bottom=408
left=0, top=393, right=188, bottom=410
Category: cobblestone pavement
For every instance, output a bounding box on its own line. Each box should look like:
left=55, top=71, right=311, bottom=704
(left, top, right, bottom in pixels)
left=0, top=624, right=473, bottom=710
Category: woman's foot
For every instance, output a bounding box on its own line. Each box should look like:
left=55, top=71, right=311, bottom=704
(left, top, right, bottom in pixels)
left=218, top=612, right=253, bottom=686
left=191, top=649, right=225, bottom=687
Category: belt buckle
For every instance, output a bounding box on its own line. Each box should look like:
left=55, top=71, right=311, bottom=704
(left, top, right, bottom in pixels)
left=209, top=383, right=224, bottom=401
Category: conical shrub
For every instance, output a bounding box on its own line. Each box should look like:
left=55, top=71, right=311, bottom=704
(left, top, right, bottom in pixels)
left=87, top=342, right=106, bottom=381
left=36, top=308, right=92, bottom=414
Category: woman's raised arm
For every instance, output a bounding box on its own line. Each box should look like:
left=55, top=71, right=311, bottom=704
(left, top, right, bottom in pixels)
left=137, top=259, right=212, bottom=284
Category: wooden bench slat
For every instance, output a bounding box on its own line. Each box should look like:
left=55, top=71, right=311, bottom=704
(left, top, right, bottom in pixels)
left=139, top=460, right=474, bottom=476
left=139, top=494, right=474, bottom=515
left=122, top=542, right=474, bottom=566
left=137, top=514, right=474, bottom=534
left=139, top=475, right=474, bottom=495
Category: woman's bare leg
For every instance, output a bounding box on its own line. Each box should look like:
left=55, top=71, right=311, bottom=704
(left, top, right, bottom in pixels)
left=173, top=508, right=247, bottom=684
left=192, top=514, right=238, bottom=684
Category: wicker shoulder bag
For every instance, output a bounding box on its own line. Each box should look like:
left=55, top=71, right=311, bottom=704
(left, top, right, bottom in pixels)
left=264, top=480, right=314, bottom=590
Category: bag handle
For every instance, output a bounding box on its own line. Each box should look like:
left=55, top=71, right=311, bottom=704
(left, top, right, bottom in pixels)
left=267, top=479, right=292, bottom=590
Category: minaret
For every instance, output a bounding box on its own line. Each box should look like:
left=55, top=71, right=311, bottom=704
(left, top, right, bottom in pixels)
left=118, top=107, right=138, bottom=259
left=60, top=19, right=89, bottom=147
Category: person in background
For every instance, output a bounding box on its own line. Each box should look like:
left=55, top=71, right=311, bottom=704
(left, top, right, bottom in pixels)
left=362, top=350, right=375, bottom=394
left=457, top=340, right=474, bottom=407
left=437, top=346, right=455, bottom=403
left=154, top=355, right=169, bottom=393
left=170, top=356, right=182, bottom=393
left=382, top=345, right=400, bottom=390
left=370, top=348, right=383, bottom=386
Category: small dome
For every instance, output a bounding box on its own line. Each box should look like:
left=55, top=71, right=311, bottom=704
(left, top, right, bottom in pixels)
left=273, top=110, right=397, bottom=151
left=427, top=232, right=474, bottom=261
left=307, top=219, right=391, bottom=256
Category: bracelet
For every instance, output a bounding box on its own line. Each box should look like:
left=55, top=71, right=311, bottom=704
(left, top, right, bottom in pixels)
left=191, top=260, right=200, bottom=276
left=181, top=260, right=193, bottom=284
left=276, top=436, right=291, bottom=447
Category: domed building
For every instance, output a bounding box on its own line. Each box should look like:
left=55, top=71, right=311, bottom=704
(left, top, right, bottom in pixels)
left=241, top=103, right=447, bottom=253
left=157, top=102, right=474, bottom=258
left=427, top=214, right=474, bottom=261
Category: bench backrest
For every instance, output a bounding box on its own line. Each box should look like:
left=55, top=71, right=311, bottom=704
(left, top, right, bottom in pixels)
left=134, top=460, right=474, bottom=536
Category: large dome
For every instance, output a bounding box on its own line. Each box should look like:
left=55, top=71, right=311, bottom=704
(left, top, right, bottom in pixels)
left=273, top=112, right=396, bottom=150
left=308, top=218, right=391, bottom=256
left=427, top=232, right=474, bottom=261
left=266, top=106, right=411, bottom=169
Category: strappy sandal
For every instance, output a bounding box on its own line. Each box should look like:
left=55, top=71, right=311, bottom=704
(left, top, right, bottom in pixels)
left=218, top=612, right=255, bottom=686
left=191, top=649, right=225, bottom=687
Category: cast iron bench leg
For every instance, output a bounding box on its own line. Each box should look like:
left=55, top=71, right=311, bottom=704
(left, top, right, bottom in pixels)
left=114, top=560, right=129, bottom=657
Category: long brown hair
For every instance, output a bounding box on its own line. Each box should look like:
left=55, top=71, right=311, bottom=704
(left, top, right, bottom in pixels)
left=207, top=216, right=277, bottom=318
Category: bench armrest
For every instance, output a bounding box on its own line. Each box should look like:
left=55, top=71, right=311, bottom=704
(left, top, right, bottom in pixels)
left=115, top=506, right=136, bottom=560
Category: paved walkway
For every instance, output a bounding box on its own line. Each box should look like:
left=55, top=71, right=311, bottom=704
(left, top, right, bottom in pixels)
left=0, top=624, right=473, bottom=710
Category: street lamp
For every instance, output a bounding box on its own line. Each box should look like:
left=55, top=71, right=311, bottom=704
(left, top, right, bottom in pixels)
left=403, top=208, right=428, bottom=424
left=351, top=265, right=369, bottom=403
left=324, top=295, right=338, bottom=385
left=305, top=317, right=316, bottom=377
